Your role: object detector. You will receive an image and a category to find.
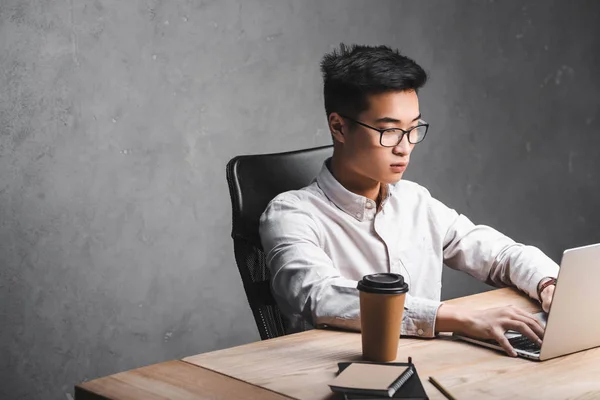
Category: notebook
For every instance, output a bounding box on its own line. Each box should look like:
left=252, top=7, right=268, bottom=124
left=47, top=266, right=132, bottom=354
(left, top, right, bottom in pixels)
left=329, top=363, right=414, bottom=397
left=336, top=360, right=429, bottom=400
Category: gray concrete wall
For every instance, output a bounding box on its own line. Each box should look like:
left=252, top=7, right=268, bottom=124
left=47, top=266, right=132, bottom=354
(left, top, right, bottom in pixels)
left=1, top=1, right=598, bottom=399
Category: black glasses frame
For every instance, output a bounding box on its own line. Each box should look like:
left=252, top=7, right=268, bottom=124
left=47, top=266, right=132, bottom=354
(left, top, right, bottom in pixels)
left=339, top=114, right=429, bottom=147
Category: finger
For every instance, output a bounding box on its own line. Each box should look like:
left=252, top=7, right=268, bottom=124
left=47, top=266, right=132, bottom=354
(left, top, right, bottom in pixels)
left=513, top=313, right=545, bottom=339
left=505, top=320, right=543, bottom=346
left=493, top=328, right=517, bottom=357
left=509, top=308, right=545, bottom=335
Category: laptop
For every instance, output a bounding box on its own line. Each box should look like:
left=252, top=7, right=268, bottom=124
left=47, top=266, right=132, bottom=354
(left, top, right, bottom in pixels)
left=454, top=242, right=600, bottom=361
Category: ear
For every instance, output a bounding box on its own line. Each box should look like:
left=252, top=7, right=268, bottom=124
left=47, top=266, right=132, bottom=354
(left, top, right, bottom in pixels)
left=328, top=113, right=346, bottom=144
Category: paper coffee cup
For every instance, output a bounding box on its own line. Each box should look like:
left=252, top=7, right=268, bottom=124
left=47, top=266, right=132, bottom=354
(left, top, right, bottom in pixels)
left=357, top=273, right=409, bottom=362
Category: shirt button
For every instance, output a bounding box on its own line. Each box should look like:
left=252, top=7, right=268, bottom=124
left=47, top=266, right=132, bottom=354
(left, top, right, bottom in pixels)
left=417, top=329, right=424, bottom=336
left=365, top=202, right=373, bottom=209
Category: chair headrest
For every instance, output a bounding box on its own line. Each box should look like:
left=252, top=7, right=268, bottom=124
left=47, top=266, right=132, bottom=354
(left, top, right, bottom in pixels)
left=226, top=145, right=333, bottom=248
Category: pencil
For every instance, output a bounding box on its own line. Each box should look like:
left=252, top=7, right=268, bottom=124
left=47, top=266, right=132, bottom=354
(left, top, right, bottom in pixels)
left=428, top=376, right=457, bottom=400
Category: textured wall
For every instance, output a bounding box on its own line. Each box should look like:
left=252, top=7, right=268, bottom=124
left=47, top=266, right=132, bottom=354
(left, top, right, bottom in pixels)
left=1, top=1, right=599, bottom=399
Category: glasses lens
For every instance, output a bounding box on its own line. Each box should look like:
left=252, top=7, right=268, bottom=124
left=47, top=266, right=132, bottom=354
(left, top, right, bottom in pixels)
left=381, top=129, right=403, bottom=147
left=409, top=125, right=428, bottom=144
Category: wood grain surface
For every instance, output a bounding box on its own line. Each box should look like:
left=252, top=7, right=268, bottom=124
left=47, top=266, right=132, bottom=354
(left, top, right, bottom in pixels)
left=78, top=288, right=600, bottom=399
left=184, top=288, right=600, bottom=399
left=75, top=360, right=291, bottom=400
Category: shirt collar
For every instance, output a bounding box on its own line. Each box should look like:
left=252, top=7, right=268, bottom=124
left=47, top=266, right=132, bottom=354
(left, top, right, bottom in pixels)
left=315, top=159, right=392, bottom=222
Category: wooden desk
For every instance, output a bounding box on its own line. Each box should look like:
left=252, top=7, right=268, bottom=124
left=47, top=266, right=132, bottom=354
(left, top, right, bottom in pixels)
left=184, top=288, right=600, bottom=399
left=78, top=289, right=600, bottom=399
left=75, top=360, right=290, bottom=400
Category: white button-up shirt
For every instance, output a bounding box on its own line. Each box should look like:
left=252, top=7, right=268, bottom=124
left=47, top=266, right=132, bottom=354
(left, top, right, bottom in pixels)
left=259, top=160, right=559, bottom=337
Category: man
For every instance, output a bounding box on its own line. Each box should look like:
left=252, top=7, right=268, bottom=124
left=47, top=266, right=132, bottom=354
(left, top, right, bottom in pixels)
left=259, top=44, right=559, bottom=357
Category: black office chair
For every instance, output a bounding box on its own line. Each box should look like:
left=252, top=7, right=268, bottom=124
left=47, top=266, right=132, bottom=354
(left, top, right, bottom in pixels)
left=226, top=145, right=333, bottom=340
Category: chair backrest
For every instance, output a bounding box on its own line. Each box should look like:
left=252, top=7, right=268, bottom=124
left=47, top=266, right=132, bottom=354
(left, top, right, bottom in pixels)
left=226, top=145, right=333, bottom=340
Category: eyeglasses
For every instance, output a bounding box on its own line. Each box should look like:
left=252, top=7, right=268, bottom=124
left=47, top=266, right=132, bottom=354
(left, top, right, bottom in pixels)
left=339, top=114, right=429, bottom=147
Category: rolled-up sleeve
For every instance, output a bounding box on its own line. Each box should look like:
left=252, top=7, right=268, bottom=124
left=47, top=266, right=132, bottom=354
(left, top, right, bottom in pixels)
left=260, top=197, right=443, bottom=337
left=428, top=196, right=560, bottom=301
left=402, top=295, right=441, bottom=337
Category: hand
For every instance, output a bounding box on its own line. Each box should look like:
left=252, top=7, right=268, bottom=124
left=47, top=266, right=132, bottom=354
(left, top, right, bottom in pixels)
left=540, top=284, right=555, bottom=313
left=439, top=305, right=545, bottom=357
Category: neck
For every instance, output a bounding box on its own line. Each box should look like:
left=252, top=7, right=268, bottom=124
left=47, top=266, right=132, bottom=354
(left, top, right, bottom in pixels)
left=329, top=155, right=381, bottom=203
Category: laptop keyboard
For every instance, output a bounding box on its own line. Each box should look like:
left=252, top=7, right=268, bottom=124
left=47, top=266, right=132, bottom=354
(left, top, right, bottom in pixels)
left=480, top=335, right=541, bottom=354
left=508, top=336, right=541, bottom=354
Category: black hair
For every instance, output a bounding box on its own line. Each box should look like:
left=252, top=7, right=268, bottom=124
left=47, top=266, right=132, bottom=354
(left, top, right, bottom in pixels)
left=320, top=44, right=428, bottom=118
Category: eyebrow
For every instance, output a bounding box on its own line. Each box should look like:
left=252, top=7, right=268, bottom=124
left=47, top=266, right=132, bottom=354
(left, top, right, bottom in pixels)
left=374, top=114, right=422, bottom=124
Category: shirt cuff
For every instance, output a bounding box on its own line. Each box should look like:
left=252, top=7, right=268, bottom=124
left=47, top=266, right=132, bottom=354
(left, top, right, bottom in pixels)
left=401, top=296, right=442, bottom=338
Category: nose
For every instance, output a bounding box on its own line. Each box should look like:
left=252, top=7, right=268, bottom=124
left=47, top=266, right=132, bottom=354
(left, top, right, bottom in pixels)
left=392, top=133, right=412, bottom=156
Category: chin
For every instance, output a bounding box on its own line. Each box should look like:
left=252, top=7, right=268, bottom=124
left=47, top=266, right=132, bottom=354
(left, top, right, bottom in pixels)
left=381, top=173, right=404, bottom=184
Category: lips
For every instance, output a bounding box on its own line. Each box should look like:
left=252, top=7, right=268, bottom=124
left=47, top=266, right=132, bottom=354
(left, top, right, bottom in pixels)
left=390, top=161, right=408, bottom=174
